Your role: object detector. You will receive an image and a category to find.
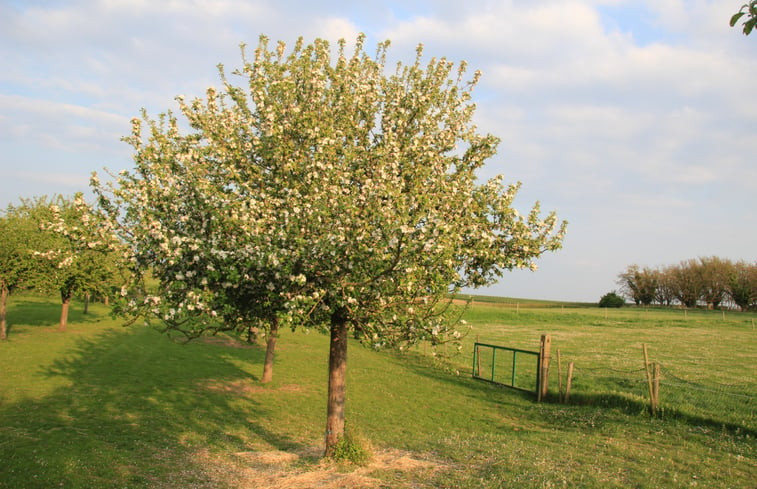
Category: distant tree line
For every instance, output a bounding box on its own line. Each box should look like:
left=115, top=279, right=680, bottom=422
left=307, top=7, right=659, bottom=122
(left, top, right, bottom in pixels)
left=617, top=258, right=757, bottom=311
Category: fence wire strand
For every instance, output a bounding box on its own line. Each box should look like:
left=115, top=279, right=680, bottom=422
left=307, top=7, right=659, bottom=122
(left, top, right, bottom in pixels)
left=564, top=363, right=755, bottom=431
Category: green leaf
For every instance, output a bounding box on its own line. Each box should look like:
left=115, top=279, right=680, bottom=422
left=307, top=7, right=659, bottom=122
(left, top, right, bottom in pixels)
left=730, top=11, right=746, bottom=27
left=745, top=18, right=757, bottom=35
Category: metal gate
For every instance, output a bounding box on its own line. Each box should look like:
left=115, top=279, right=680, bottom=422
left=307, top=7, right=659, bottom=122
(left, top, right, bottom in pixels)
left=472, top=342, right=540, bottom=394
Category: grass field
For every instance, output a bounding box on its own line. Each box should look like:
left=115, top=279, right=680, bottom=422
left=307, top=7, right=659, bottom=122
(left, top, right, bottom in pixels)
left=454, top=299, right=756, bottom=429
left=1, top=294, right=755, bottom=488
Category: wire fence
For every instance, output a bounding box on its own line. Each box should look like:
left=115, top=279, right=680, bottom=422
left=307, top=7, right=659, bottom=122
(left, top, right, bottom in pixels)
left=468, top=336, right=755, bottom=433
left=563, top=362, right=756, bottom=432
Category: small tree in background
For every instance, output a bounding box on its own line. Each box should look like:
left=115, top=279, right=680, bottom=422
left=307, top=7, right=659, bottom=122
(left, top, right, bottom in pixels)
left=653, top=266, right=677, bottom=307
left=37, top=193, right=125, bottom=331
left=599, top=291, right=624, bottom=308
left=94, top=34, right=567, bottom=456
left=729, top=261, right=757, bottom=311
left=698, top=256, right=733, bottom=310
left=670, top=259, right=703, bottom=308
left=618, top=265, right=657, bottom=306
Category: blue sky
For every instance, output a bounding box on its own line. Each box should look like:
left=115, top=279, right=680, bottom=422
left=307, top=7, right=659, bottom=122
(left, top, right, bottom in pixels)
left=1, top=0, right=755, bottom=302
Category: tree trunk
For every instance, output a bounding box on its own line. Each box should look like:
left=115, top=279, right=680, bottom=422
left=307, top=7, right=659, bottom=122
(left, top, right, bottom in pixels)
left=246, top=324, right=259, bottom=343
left=261, top=317, right=279, bottom=384
left=59, top=291, right=71, bottom=332
left=324, top=309, right=348, bottom=457
left=83, top=292, right=90, bottom=314
left=1, top=283, right=8, bottom=341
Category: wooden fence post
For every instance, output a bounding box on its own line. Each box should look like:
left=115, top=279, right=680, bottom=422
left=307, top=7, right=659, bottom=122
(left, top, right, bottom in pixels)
left=565, top=362, right=574, bottom=403
left=652, top=363, right=660, bottom=413
left=538, top=334, right=551, bottom=402
left=557, top=348, right=563, bottom=402
left=643, top=344, right=656, bottom=415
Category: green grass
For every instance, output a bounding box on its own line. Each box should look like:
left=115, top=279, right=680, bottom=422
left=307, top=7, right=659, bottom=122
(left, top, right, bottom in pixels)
left=1, top=295, right=755, bottom=488
left=455, top=302, right=757, bottom=428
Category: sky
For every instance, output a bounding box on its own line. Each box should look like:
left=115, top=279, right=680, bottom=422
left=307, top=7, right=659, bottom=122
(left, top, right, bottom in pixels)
left=1, top=0, right=755, bottom=302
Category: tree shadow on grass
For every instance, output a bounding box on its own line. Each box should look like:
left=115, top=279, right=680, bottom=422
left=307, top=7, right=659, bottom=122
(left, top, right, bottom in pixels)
left=560, top=391, right=757, bottom=437
left=347, top=347, right=538, bottom=440
left=386, top=348, right=536, bottom=403
left=5, top=298, right=104, bottom=333
left=0, top=326, right=307, bottom=488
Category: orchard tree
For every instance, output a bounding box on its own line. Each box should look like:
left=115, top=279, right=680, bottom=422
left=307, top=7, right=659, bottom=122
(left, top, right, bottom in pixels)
left=36, top=193, right=125, bottom=331
left=92, top=137, right=298, bottom=385
left=78, top=244, right=127, bottom=314
left=93, top=35, right=566, bottom=456
left=0, top=197, right=59, bottom=340
left=0, top=206, right=31, bottom=340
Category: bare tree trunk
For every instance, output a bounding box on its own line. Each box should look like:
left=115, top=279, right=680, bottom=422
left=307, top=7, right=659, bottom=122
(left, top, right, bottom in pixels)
left=59, top=292, right=71, bottom=332
left=324, top=309, right=348, bottom=457
left=261, top=317, right=279, bottom=384
left=1, top=283, right=8, bottom=341
left=83, top=292, right=90, bottom=314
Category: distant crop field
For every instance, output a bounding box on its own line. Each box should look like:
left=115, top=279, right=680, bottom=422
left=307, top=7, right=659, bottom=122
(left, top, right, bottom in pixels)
left=1, top=295, right=755, bottom=488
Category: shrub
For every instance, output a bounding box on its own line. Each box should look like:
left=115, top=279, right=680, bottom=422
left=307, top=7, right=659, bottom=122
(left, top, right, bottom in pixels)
left=599, top=291, right=624, bottom=308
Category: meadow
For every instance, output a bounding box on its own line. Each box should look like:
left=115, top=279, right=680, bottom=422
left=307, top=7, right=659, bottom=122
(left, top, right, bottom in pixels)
left=0, top=294, right=755, bottom=488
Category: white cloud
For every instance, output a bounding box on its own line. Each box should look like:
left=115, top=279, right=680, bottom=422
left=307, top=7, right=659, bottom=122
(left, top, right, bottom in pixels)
left=0, top=0, right=754, bottom=301
left=311, top=17, right=362, bottom=42
left=0, top=94, right=126, bottom=153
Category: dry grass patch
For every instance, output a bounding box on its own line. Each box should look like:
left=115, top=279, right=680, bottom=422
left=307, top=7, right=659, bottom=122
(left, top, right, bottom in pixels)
left=196, top=447, right=446, bottom=489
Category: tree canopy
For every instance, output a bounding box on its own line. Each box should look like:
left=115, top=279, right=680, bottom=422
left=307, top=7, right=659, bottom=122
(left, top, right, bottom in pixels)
left=0, top=197, right=59, bottom=339
left=93, top=34, right=566, bottom=455
left=35, top=193, right=126, bottom=331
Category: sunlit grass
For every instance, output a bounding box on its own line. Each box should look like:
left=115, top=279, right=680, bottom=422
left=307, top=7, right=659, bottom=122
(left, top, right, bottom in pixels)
left=0, top=294, right=755, bottom=488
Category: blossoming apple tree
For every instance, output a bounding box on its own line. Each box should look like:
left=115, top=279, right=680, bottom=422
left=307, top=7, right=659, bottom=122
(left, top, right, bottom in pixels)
left=92, top=35, right=567, bottom=456
left=37, top=193, right=126, bottom=331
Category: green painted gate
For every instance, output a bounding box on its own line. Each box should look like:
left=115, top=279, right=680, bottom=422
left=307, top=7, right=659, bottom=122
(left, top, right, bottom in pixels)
left=472, top=342, right=541, bottom=395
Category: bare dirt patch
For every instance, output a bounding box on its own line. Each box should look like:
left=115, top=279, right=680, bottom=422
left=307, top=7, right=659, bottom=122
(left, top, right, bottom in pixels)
left=196, top=447, right=446, bottom=489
